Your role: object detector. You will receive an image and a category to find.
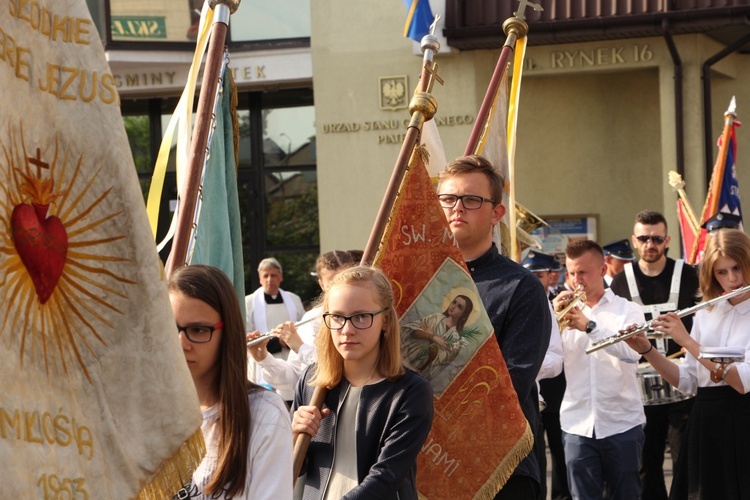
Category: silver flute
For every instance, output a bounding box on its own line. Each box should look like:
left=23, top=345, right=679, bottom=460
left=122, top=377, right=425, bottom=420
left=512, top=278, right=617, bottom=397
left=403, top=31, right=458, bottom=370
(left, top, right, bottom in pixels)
left=246, top=316, right=317, bottom=348
left=586, top=284, right=750, bottom=354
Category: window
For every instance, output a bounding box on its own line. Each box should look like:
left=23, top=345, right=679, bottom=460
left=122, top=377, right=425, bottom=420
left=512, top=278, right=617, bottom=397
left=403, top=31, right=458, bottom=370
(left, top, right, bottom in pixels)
left=230, top=0, right=311, bottom=42
left=109, top=0, right=195, bottom=43
left=120, top=88, right=319, bottom=303
left=100, top=0, right=311, bottom=47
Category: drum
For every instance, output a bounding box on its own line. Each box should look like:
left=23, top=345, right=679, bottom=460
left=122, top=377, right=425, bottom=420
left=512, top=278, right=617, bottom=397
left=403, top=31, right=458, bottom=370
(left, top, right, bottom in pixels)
left=637, top=358, right=695, bottom=406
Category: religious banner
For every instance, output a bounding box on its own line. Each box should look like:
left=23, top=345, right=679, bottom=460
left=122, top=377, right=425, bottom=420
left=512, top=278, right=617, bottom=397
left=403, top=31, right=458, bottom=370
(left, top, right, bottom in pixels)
left=374, top=146, right=532, bottom=499
left=1, top=1, right=204, bottom=497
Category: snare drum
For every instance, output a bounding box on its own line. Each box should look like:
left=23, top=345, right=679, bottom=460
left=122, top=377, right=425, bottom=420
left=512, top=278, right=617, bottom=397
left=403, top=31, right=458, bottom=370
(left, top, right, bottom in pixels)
left=637, top=358, right=695, bottom=406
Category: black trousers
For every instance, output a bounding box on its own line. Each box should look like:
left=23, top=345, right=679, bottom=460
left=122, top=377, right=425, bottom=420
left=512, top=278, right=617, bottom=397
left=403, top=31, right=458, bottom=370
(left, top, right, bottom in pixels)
left=640, top=398, right=693, bottom=500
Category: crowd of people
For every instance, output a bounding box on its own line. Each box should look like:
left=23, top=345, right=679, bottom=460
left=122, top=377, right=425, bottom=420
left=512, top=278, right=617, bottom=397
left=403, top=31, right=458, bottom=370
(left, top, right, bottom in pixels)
left=166, top=153, right=749, bottom=500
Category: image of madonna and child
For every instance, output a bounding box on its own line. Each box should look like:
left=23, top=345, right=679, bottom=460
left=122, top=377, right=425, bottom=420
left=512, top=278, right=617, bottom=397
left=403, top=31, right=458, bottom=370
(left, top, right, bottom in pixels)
left=170, top=265, right=293, bottom=499
left=292, top=265, right=435, bottom=499
left=624, top=228, right=750, bottom=499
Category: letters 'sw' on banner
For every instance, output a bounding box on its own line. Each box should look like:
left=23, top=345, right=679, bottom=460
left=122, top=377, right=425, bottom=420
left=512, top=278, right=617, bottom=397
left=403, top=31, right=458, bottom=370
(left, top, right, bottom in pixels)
left=374, top=147, right=533, bottom=498
left=1, top=1, right=204, bottom=497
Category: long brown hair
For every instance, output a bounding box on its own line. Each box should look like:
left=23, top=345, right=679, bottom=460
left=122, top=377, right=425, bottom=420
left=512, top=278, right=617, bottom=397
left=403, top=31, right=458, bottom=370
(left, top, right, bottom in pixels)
left=169, top=265, right=256, bottom=497
left=311, top=266, right=404, bottom=388
left=443, top=294, right=474, bottom=333
left=699, top=229, right=750, bottom=301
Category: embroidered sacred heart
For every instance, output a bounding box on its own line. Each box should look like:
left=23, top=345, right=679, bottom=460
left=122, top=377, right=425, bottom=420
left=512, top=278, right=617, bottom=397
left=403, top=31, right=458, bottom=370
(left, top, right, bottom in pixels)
left=11, top=203, right=68, bottom=304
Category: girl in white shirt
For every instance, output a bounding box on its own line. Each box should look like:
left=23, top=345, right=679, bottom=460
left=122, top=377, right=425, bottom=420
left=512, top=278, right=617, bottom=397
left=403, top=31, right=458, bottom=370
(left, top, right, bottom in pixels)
left=170, top=265, right=293, bottom=499
left=625, top=228, right=750, bottom=499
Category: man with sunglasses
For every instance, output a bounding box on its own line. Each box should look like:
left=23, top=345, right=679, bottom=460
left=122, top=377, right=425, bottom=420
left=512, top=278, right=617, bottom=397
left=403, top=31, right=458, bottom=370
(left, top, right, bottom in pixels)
left=610, top=210, right=699, bottom=500
left=438, top=155, right=551, bottom=500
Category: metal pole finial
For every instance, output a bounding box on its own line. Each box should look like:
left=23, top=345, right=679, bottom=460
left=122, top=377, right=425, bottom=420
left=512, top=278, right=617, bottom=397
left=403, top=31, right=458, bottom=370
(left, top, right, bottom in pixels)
left=208, top=0, right=240, bottom=13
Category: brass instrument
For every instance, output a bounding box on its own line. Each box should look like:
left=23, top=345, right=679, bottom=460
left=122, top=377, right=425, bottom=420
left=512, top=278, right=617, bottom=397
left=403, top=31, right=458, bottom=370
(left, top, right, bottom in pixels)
left=555, top=285, right=587, bottom=331
left=585, top=284, right=750, bottom=354
left=516, top=202, right=549, bottom=251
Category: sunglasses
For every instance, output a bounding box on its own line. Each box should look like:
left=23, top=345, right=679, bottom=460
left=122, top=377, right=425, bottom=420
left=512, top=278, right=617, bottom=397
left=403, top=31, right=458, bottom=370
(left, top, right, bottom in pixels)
left=635, top=235, right=667, bottom=244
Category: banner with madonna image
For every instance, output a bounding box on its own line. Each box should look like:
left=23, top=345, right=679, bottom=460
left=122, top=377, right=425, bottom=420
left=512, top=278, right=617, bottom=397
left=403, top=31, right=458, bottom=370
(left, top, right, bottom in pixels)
left=374, top=145, right=533, bottom=499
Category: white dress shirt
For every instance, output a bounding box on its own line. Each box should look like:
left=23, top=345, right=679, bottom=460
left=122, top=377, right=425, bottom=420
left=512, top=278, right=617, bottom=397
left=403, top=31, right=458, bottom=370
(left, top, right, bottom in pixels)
left=678, top=296, right=750, bottom=395
left=560, top=288, right=646, bottom=439
left=538, top=301, right=564, bottom=382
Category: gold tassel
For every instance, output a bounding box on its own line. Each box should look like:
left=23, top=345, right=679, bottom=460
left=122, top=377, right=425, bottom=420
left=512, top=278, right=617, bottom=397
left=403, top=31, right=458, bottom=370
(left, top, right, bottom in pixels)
left=474, top=422, right=535, bottom=500
left=135, top=427, right=206, bottom=500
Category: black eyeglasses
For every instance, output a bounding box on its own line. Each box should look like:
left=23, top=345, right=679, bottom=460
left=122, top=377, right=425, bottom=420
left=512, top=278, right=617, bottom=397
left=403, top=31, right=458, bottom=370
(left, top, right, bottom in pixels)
left=635, top=235, right=667, bottom=245
left=177, top=322, right=224, bottom=343
left=437, top=194, right=496, bottom=210
left=323, top=308, right=387, bottom=330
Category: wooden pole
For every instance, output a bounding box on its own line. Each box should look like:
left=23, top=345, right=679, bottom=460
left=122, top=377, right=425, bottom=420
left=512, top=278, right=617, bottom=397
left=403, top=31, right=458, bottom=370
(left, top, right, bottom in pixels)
left=166, top=1, right=238, bottom=277
left=293, top=33, right=441, bottom=486
left=464, top=18, right=527, bottom=156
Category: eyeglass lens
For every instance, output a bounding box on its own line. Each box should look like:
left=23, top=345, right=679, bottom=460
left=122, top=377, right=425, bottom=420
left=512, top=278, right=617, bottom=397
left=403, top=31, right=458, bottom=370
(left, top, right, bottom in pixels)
left=437, top=194, right=489, bottom=210
left=177, top=323, right=222, bottom=343
left=324, top=309, right=385, bottom=330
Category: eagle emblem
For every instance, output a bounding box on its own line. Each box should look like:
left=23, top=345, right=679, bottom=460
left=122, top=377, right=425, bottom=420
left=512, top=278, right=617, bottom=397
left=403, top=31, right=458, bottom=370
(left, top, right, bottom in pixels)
left=379, top=76, right=408, bottom=110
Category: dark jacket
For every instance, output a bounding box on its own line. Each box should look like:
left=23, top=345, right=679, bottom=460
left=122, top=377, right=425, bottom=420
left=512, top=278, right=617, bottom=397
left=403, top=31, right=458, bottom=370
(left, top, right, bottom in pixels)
left=293, top=366, right=434, bottom=499
left=467, top=244, right=551, bottom=485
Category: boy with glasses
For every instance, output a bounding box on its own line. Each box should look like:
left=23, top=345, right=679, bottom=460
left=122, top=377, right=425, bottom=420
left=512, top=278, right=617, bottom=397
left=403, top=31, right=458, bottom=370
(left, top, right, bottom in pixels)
left=438, top=155, right=550, bottom=500
left=610, top=210, right=699, bottom=500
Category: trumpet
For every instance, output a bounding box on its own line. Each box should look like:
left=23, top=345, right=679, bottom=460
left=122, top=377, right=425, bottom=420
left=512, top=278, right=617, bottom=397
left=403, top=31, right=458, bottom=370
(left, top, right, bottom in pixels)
left=555, top=285, right=587, bottom=331
left=585, top=284, right=750, bottom=354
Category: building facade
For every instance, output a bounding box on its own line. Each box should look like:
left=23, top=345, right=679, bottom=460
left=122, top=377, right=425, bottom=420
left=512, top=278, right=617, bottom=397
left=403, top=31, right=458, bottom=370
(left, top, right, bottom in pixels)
left=91, top=0, right=750, bottom=297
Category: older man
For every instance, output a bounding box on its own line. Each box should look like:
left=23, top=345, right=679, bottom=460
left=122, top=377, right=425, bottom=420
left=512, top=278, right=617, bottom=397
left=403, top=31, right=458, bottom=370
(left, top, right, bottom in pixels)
left=245, top=257, right=304, bottom=401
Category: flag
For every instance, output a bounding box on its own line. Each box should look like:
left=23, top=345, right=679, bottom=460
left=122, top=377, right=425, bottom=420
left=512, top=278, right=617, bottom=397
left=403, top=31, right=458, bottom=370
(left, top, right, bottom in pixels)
left=691, top=98, right=742, bottom=262
left=667, top=171, right=700, bottom=261
left=189, top=72, right=246, bottom=316
left=402, top=0, right=435, bottom=42
left=1, top=1, right=204, bottom=497
left=374, top=146, right=533, bottom=498
left=469, top=36, right=529, bottom=260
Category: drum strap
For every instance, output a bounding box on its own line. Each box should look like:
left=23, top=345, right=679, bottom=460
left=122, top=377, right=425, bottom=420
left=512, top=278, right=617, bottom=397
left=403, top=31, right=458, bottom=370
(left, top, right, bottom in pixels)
left=625, top=260, right=684, bottom=353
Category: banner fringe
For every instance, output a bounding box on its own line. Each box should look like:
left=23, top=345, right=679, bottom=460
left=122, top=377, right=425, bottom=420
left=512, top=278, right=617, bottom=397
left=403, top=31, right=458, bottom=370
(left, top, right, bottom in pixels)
left=473, top=421, right=534, bottom=500
left=135, top=427, right=206, bottom=500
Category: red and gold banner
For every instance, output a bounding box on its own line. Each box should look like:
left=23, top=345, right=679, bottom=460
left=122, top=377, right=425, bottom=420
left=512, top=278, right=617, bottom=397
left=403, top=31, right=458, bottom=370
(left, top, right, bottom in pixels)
left=374, top=146, right=532, bottom=499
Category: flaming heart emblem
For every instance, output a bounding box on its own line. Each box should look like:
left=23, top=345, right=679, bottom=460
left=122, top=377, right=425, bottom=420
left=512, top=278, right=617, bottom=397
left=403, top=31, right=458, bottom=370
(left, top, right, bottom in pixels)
left=11, top=202, right=68, bottom=304
left=9, top=170, right=68, bottom=304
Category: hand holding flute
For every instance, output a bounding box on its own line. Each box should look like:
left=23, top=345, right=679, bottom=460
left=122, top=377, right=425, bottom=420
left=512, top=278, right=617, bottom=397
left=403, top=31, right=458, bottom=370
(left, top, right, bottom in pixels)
left=246, top=316, right=316, bottom=352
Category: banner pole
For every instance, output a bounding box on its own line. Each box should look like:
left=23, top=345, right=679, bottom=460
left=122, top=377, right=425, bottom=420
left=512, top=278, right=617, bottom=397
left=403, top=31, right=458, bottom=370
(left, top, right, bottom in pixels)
left=167, top=0, right=239, bottom=277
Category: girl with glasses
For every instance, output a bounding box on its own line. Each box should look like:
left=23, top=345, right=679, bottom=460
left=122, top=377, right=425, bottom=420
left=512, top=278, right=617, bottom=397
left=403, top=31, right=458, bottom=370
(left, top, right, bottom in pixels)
left=169, top=265, right=293, bottom=499
left=624, top=229, right=750, bottom=499
left=292, top=266, right=434, bottom=499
